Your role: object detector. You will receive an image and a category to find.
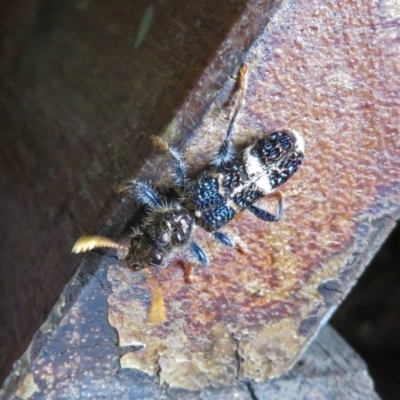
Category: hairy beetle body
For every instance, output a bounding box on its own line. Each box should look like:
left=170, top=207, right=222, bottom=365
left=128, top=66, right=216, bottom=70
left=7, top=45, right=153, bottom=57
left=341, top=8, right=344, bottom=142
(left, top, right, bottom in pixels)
left=73, top=65, right=305, bottom=271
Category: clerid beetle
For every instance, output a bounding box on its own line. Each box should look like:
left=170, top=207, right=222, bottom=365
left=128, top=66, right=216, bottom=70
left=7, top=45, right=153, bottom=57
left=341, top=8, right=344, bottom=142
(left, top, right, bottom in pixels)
left=73, top=65, right=304, bottom=272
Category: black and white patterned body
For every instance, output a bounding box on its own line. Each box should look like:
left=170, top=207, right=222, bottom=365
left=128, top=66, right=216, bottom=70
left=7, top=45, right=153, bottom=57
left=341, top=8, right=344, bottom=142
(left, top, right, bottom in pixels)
left=183, top=131, right=304, bottom=232
left=73, top=67, right=305, bottom=270
left=120, top=129, right=304, bottom=269
left=74, top=130, right=304, bottom=269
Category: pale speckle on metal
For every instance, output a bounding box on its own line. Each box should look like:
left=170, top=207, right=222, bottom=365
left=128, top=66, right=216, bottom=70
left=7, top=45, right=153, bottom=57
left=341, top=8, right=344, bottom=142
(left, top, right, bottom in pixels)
left=134, top=5, right=155, bottom=49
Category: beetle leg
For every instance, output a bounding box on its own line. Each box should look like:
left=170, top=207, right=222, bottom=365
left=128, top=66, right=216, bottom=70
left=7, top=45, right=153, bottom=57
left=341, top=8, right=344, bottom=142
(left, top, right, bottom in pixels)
left=130, top=179, right=163, bottom=208
left=189, top=241, right=208, bottom=266
left=248, top=192, right=284, bottom=222
left=151, top=136, right=187, bottom=188
left=213, top=231, right=233, bottom=247
left=211, top=64, right=248, bottom=167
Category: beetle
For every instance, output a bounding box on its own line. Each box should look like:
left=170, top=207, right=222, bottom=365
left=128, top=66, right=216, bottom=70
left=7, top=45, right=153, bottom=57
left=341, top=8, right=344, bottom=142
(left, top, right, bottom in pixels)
left=72, top=65, right=304, bottom=272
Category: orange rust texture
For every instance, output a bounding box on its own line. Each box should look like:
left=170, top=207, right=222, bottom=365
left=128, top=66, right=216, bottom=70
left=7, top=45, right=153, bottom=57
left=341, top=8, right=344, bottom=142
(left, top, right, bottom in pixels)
left=0, top=0, right=275, bottom=388
left=107, top=0, right=400, bottom=390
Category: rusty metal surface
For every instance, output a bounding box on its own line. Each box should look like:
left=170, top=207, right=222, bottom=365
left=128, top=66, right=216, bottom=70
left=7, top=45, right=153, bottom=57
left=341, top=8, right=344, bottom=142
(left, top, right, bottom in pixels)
left=5, top=270, right=380, bottom=399
left=0, top=0, right=275, bottom=387
left=103, top=0, right=400, bottom=390
left=2, top=0, right=400, bottom=396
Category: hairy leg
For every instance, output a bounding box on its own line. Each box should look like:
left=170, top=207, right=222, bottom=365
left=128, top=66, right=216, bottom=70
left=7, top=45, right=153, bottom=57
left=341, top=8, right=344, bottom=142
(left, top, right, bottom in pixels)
left=130, top=179, right=163, bottom=208
left=189, top=241, right=208, bottom=266
left=151, top=136, right=187, bottom=188
left=213, top=231, right=233, bottom=247
left=212, top=64, right=248, bottom=167
left=248, top=191, right=283, bottom=222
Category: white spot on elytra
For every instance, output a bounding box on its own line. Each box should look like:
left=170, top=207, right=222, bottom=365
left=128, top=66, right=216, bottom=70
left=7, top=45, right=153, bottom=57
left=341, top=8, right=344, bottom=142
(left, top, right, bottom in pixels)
left=243, top=148, right=273, bottom=194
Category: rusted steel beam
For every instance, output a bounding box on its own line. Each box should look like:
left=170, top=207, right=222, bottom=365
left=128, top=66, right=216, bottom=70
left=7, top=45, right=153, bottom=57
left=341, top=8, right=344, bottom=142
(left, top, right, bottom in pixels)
left=0, top=0, right=275, bottom=388
left=1, top=0, right=399, bottom=396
